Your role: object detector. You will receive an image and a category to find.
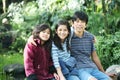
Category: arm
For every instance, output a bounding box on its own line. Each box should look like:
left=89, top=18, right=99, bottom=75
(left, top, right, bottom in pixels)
left=51, top=44, right=66, bottom=80
left=91, top=51, right=105, bottom=72
left=49, top=65, right=60, bottom=80
left=91, top=35, right=104, bottom=72
left=24, top=43, right=38, bottom=79
left=28, top=35, right=37, bottom=46
left=56, top=67, right=66, bottom=80
left=93, top=36, right=96, bottom=43
left=52, top=56, right=66, bottom=80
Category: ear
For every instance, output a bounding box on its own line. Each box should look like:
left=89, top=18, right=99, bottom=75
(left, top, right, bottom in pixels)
left=55, top=30, right=57, bottom=34
left=85, top=24, right=87, bottom=28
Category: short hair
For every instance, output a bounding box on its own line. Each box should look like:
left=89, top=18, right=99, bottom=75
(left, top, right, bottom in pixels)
left=72, top=11, right=88, bottom=24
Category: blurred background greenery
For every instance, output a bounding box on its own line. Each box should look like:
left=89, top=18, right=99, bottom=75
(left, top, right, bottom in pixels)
left=0, top=0, right=120, bottom=79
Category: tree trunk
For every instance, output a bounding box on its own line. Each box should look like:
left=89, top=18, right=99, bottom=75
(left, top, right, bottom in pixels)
left=2, top=0, right=6, bottom=13
left=102, top=0, right=108, bottom=35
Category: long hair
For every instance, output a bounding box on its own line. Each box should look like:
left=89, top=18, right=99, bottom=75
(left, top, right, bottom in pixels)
left=53, top=20, right=71, bottom=51
left=32, top=23, right=53, bottom=52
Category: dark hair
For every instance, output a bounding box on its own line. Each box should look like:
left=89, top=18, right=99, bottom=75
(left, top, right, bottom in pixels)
left=72, top=11, right=88, bottom=24
left=32, top=23, right=52, bottom=52
left=53, top=20, right=70, bottom=51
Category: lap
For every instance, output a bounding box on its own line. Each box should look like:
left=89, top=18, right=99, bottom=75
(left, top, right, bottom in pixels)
left=77, top=68, right=110, bottom=80
left=67, top=75, right=80, bottom=80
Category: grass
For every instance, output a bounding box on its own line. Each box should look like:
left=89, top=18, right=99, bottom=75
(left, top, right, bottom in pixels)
left=0, top=51, right=24, bottom=80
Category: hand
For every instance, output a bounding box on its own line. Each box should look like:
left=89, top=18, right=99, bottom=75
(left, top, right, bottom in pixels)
left=59, top=75, right=66, bottom=80
left=106, top=73, right=117, bottom=77
left=28, top=35, right=37, bottom=46
left=53, top=73, right=60, bottom=80
left=58, top=74, right=66, bottom=80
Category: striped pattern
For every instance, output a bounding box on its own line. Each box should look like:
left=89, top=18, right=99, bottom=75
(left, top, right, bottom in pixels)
left=51, top=41, right=70, bottom=68
left=70, top=30, right=97, bottom=69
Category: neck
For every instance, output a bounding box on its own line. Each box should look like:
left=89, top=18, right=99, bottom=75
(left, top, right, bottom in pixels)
left=61, top=39, right=65, bottom=43
left=75, top=30, right=84, bottom=38
left=41, top=41, right=45, bottom=45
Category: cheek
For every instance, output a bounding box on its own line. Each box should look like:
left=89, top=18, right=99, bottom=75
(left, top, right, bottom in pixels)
left=66, top=31, right=69, bottom=35
left=48, top=34, right=50, bottom=38
left=38, top=33, right=42, bottom=38
left=56, top=32, right=60, bottom=36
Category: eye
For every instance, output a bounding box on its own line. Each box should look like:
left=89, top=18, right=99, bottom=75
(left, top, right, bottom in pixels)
left=58, top=29, right=62, bottom=31
left=46, top=32, right=50, bottom=34
left=64, top=29, right=68, bottom=31
left=42, top=31, right=46, bottom=33
left=76, top=20, right=79, bottom=23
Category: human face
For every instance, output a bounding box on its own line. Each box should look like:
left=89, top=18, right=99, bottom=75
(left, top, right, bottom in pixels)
left=56, top=25, right=69, bottom=42
left=39, top=28, right=50, bottom=42
left=73, top=18, right=86, bottom=33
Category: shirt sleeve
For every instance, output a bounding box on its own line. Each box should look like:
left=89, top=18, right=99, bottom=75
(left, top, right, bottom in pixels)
left=91, top=35, right=96, bottom=51
left=24, top=43, right=35, bottom=77
left=51, top=43, right=60, bottom=68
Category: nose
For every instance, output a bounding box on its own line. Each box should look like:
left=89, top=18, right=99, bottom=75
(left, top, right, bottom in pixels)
left=44, top=32, right=49, bottom=36
left=61, top=30, right=65, bottom=34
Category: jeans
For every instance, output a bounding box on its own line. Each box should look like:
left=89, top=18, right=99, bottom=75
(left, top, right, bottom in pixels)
left=59, top=57, right=79, bottom=80
left=59, top=60, right=69, bottom=75
left=59, top=57, right=77, bottom=75
left=67, top=75, right=80, bottom=80
left=77, top=68, right=110, bottom=80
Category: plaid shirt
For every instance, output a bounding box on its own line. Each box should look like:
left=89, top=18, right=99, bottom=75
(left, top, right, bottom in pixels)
left=70, top=30, right=97, bottom=69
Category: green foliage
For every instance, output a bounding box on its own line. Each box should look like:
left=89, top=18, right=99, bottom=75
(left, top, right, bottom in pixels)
left=0, top=0, right=120, bottom=70
left=87, top=12, right=105, bottom=35
left=87, top=11, right=120, bottom=36
left=96, top=31, right=120, bottom=69
left=5, top=1, right=40, bottom=53
left=0, top=53, right=23, bottom=77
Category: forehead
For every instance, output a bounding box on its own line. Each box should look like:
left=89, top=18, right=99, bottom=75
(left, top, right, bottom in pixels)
left=42, top=28, right=50, bottom=32
left=57, top=25, right=67, bottom=29
left=74, top=18, right=86, bottom=23
left=75, top=18, right=83, bottom=21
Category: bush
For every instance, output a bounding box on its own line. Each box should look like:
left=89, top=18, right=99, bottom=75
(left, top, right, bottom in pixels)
left=96, top=31, right=120, bottom=69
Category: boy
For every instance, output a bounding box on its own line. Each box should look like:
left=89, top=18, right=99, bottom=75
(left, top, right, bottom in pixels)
left=69, top=11, right=110, bottom=80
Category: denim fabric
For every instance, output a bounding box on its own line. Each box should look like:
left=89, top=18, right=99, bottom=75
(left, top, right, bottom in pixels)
left=65, top=57, right=77, bottom=71
left=64, top=71, right=80, bottom=80
left=59, top=60, right=69, bottom=75
left=77, top=68, right=110, bottom=80
left=67, top=75, right=80, bottom=80
left=59, top=57, right=77, bottom=75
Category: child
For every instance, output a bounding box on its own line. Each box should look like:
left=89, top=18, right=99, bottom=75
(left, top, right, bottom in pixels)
left=69, top=11, right=110, bottom=80
left=51, top=20, right=79, bottom=80
left=24, top=24, right=59, bottom=80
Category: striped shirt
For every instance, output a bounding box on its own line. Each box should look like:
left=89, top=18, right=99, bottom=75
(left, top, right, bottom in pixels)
left=70, top=30, right=98, bottom=69
left=51, top=41, right=71, bottom=68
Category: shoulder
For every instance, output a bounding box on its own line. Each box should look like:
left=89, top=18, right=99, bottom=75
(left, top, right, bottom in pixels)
left=84, top=31, right=95, bottom=39
left=24, top=42, right=37, bottom=51
left=52, top=42, right=57, bottom=48
left=70, top=27, right=74, bottom=35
